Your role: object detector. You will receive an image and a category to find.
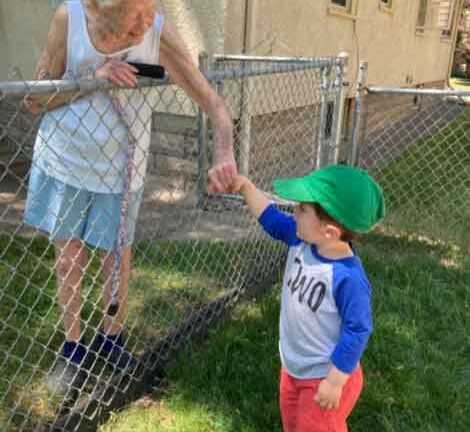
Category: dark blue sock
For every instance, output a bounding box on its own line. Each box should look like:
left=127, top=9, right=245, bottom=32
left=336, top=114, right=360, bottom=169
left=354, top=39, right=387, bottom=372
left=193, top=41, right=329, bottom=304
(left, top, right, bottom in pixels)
left=101, top=332, right=124, bottom=354
left=63, top=340, right=87, bottom=364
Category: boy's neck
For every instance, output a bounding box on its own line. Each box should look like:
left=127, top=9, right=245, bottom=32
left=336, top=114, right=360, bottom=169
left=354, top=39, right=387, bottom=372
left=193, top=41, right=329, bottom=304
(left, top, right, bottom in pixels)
left=316, top=240, right=354, bottom=260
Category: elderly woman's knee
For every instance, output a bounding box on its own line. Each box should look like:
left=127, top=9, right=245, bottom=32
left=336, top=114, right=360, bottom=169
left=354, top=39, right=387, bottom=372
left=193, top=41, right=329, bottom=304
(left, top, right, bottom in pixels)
left=55, top=243, right=87, bottom=280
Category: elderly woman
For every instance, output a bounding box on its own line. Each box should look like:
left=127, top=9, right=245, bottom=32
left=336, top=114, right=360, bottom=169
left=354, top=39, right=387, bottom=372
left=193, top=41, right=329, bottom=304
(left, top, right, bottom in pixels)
left=24, top=0, right=236, bottom=395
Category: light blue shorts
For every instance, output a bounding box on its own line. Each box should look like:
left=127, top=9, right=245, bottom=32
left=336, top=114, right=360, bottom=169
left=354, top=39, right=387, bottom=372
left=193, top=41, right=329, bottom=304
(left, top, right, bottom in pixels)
left=24, top=165, right=144, bottom=251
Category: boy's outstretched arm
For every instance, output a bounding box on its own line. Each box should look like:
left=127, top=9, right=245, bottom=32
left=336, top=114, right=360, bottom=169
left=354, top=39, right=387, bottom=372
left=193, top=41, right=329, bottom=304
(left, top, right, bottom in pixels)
left=230, top=175, right=299, bottom=246
left=230, top=175, right=270, bottom=219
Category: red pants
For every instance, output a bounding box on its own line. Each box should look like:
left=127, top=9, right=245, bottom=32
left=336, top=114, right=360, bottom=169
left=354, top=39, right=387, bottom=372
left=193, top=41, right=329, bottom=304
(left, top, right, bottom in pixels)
left=279, top=366, right=363, bottom=432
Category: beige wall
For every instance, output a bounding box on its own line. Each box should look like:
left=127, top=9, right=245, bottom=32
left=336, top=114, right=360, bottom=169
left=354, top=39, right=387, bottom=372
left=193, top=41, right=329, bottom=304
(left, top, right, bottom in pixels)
left=158, top=0, right=224, bottom=61
left=1, top=0, right=457, bottom=85
left=0, top=0, right=224, bottom=80
left=0, top=0, right=56, bottom=79
left=225, top=0, right=460, bottom=87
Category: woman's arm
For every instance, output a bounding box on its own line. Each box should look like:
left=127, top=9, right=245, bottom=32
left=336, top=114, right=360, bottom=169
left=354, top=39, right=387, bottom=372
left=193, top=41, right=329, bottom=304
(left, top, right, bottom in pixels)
left=24, top=4, right=77, bottom=114
left=159, top=20, right=237, bottom=194
left=231, top=175, right=299, bottom=245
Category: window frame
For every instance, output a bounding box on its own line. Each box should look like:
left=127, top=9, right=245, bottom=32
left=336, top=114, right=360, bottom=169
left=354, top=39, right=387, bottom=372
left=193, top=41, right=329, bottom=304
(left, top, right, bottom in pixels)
left=328, top=0, right=359, bottom=20
left=331, top=0, right=350, bottom=9
left=379, top=0, right=393, bottom=14
left=438, top=0, right=456, bottom=38
left=416, top=0, right=428, bottom=33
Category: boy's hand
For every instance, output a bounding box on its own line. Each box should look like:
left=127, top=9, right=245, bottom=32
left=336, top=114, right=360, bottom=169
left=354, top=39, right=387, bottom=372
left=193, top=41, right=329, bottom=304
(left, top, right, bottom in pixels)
left=314, top=378, right=343, bottom=410
left=229, top=174, right=249, bottom=194
left=228, top=174, right=269, bottom=218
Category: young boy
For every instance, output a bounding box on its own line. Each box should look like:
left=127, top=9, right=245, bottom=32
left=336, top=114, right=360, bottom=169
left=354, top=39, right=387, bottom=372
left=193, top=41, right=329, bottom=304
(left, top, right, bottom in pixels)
left=230, top=164, right=385, bottom=432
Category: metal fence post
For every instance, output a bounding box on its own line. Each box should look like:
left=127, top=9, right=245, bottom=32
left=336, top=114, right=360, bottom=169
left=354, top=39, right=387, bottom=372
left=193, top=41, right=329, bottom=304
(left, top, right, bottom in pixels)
left=316, top=65, right=332, bottom=168
left=349, top=61, right=368, bottom=166
left=239, top=62, right=252, bottom=176
left=213, top=55, right=225, bottom=97
left=331, top=52, right=349, bottom=164
left=197, top=52, right=210, bottom=207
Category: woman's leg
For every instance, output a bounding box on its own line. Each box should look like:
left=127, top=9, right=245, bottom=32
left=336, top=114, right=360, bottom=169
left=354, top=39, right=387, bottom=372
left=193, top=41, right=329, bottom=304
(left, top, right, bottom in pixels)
left=54, top=239, right=88, bottom=342
left=47, top=239, right=89, bottom=395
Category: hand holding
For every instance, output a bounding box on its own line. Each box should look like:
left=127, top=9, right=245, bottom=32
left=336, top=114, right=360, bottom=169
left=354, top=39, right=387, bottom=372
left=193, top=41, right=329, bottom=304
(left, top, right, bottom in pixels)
left=207, top=160, right=237, bottom=194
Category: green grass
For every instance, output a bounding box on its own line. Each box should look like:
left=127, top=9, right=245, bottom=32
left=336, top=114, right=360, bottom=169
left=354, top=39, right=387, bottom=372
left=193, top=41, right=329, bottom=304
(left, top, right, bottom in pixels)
left=374, top=113, right=470, bottom=247
left=2, top=109, right=470, bottom=430
left=449, top=78, right=470, bottom=90
left=0, top=234, right=277, bottom=431
left=99, top=231, right=470, bottom=432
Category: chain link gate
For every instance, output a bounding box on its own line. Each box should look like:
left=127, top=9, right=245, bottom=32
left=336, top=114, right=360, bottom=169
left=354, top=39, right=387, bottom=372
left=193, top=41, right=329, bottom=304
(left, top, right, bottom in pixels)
left=0, top=55, right=344, bottom=431
left=352, top=62, right=470, bottom=248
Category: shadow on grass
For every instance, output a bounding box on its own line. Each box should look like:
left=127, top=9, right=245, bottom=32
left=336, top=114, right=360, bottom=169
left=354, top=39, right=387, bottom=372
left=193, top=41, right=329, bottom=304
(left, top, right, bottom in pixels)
left=99, top=230, right=470, bottom=432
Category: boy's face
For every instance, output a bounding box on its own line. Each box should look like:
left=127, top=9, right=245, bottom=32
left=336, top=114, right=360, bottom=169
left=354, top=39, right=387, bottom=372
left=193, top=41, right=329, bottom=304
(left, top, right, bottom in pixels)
left=293, top=203, right=340, bottom=245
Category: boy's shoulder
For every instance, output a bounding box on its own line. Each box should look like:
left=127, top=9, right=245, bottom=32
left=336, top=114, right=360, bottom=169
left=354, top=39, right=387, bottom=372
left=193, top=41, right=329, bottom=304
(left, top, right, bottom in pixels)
left=332, top=254, right=371, bottom=289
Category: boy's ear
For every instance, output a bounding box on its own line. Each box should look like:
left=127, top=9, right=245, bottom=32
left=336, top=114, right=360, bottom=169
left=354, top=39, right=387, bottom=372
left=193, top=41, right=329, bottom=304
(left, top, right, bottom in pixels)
left=324, top=224, right=342, bottom=241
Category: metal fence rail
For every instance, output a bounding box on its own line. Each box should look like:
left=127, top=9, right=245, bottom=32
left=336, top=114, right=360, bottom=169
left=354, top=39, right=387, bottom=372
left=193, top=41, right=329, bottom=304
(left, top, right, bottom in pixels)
left=0, top=55, right=340, bottom=431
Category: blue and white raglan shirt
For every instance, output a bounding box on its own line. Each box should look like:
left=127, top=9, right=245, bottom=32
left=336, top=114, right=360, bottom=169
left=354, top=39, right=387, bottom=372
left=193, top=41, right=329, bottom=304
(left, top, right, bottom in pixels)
left=259, top=204, right=373, bottom=379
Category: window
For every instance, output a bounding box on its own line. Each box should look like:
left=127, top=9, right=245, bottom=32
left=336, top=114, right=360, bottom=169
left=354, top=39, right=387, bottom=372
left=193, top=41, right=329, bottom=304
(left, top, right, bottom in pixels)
left=325, top=102, right=335, bottom=139
left=379, top=0, right=392, bottom=13
left=438, top=0, right=456, bottom=37
left=417, top=0, right=428, bottom=28
left=328, top=0, right=358, bottom=18
left=331, top=0, right=348, bottom=7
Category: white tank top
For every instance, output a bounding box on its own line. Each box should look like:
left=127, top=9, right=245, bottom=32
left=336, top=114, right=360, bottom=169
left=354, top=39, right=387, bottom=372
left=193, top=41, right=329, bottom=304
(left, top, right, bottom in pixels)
left=33, top=0, right=164, bottom=193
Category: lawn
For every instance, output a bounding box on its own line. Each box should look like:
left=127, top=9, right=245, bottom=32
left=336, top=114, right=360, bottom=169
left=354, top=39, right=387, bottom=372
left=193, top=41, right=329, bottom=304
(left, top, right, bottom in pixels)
left=449, top=77, right=470, bottom=90
left=98, top=230, right=470, bottom=432
left=373, top=112, right=470, bottom=249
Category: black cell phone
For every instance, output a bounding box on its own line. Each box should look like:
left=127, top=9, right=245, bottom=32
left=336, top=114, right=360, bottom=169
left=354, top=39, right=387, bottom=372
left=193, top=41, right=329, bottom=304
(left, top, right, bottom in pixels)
left=128, top=62, right=165, bottom=79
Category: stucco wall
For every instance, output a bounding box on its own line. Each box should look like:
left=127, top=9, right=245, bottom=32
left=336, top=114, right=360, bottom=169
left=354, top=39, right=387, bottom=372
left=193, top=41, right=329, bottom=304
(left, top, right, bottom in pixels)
left=0, top=0, right=224, bottom=79
left=225, top=0, right=459, bottom=87
left=0, top=1, right=56, bottom=79
left=158, top=0, right=224, bottom=60
left=1, top=0, right=457, bottom=85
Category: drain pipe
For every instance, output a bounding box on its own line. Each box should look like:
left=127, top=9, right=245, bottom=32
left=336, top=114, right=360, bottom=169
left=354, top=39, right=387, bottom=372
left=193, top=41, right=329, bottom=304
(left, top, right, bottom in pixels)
left=446, top=0, right=465, bottom=86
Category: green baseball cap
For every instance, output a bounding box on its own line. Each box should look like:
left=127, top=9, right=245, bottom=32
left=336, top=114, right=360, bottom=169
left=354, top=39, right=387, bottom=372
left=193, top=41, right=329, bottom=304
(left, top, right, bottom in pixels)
left=273, top=165, right=385, bottom=232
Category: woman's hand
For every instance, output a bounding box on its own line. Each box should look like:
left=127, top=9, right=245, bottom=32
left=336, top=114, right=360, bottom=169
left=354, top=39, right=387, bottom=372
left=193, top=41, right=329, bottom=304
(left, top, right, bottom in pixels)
left=208, top=160, right=237, bottom=194
left=95, top=59, right=139, bottom=87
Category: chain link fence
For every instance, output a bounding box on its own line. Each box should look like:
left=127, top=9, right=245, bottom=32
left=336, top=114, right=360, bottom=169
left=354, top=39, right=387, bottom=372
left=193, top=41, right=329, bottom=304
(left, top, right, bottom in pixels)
left=2, top=51, right=469, bottom=431
left=355, top=76, right=470, bottom=248
left=0, top=55, right=343, bottom=431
